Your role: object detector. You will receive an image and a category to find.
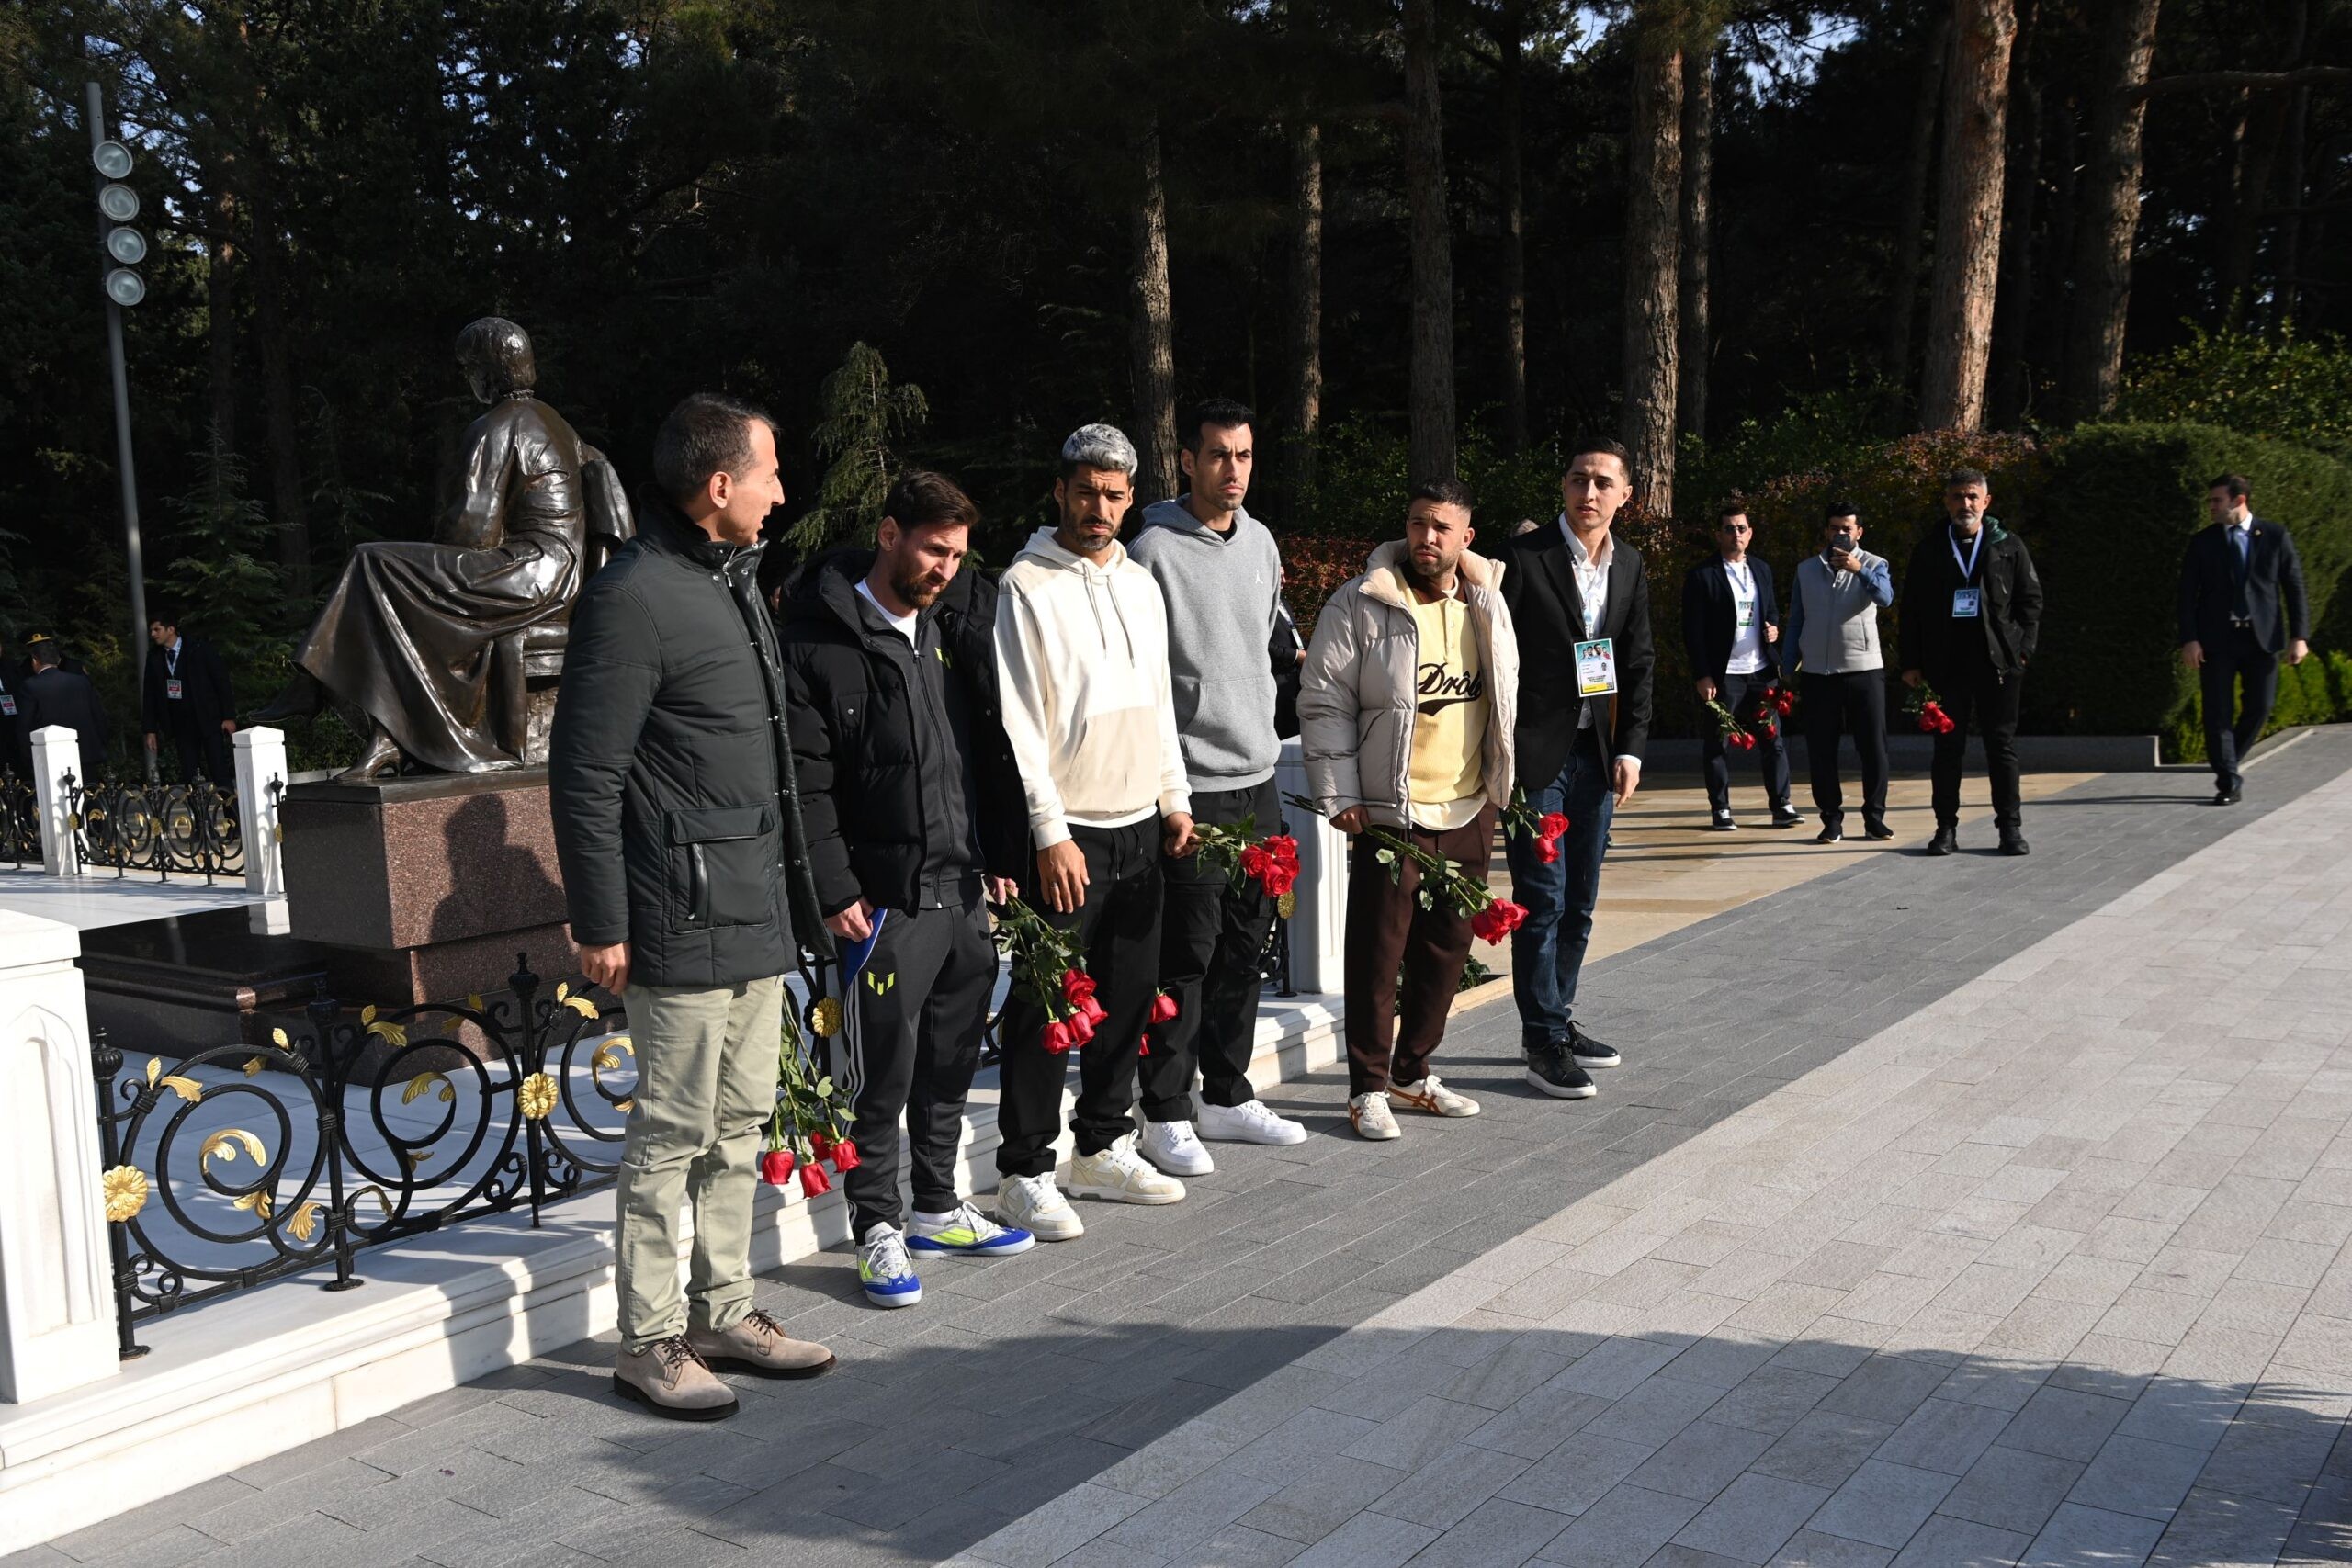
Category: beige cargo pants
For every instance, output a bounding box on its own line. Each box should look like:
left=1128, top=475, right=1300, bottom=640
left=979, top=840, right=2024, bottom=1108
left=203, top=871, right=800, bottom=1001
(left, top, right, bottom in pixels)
left=615, top=976, right=783, bottom=1351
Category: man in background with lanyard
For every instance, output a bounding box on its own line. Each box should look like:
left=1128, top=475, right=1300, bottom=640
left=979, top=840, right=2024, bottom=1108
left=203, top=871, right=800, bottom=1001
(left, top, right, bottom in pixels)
left=1682, top=502, right=1798, bottom=830
left=1900, top=468, right=2043, bottom=856
left=1500, top=439, right=1655, bottom=1103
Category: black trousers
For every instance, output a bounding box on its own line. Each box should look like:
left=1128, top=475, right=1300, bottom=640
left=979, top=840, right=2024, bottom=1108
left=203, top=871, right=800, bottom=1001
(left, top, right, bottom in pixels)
left=2200, top=626, right=2278, bottom=791
left=994, top=817, right=1163, bottom=1177
left=837, top=897, right=998, bottom=1240
left=1802, top=671, right=1889, bottom=829
left=167, top=724, right=233, bottom=786
left=1140, top=776, right=1275, bottom=1122
left=1702, top=670, right=1792, bottom=818
left=1929, top=660, right=2023, bottom=829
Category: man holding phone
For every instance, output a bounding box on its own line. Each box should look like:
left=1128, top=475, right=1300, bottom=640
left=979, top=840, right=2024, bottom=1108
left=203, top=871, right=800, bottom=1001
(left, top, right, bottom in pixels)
left=1782, top=502, right=1895, bottom=844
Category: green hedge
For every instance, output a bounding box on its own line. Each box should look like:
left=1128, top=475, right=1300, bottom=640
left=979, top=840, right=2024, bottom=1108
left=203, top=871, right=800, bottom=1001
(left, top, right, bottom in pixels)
left=2028, top=423, right=2352, bottom=739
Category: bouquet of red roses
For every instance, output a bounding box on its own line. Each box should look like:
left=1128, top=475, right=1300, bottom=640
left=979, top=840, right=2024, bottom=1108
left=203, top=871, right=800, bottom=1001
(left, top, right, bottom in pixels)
left=1905, top=682, right=1956, bottom=735
left=1190, top=815, right=1302, bottom=898
left=1750, top=683, right=1793, bottom=739
left=1704, top=696, right=1759, bottom=752
left=1501, top=787, right=1571, bottom=864
left=1289, top=792, right=1527, bottom=944
left=990, top=895, right=1100, bottom=1055
left=763, top=999, right=859, bottom=1201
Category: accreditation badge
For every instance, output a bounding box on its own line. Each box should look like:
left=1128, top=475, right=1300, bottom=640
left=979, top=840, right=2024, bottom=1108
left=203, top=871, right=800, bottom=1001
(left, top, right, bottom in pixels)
left=166, top=678, right=186, bottom=700
left=1951, top=588, right=1982, bottom=619
left=1575, top=637, right=1619, bottom=698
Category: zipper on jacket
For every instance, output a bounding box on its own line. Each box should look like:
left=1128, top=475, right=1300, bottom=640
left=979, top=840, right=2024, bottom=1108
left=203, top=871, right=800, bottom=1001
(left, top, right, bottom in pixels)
left=689, top=842, right=709, bottom=925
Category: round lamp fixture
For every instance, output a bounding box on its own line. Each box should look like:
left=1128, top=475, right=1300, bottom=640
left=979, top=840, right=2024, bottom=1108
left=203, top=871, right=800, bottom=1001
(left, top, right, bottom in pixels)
left=104, top=268, right=146, bottom=307
left=107, top=227, right=148, bottom=265
left=98, top=184, right=140, bottom=222
left=92, top=141, right=133, bottom=180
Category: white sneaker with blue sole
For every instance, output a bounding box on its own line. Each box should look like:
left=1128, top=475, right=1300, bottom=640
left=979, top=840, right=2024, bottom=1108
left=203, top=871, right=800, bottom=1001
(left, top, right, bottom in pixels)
left=908, top=1200, right=1035, bottom=1258
left=857, top=1224, right=922, bottom=1308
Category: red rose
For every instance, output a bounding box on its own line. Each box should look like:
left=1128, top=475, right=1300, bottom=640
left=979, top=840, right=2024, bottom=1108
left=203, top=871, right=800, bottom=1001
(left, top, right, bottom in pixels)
left=1079, top=994, right=1108, bottom=1026
left=829, top=1138, right=861, bottom=1172
left=1137, top=1032, right=1152, bottom=1057
left=1535, top=838, right=1561, bottom=864
left=798, top=1161, right=831, bottom=1198
left=1262, top=863, right=1299, bottom=896
left=1267, top=835, right=1300, bottom=866
left=1917, top=714, right=1937, bottom=733
left=1061, top=968, right=1096, bottom=1005
left=1470, top=899, right=1528, bottom=944
left=759, top=1148, right=797, bottom=1187
left=1538, top=812, right=1569, bottom=842
left=1937, top=716, right=1957, bottom=734
left=1149, top=991, right=1181, bottom=1024
left=1043, top=1021, right=1076, bottom=1054
left=1066, top=1009, right=1097, bottom=1045
left=810, top=1131, right=835, bottom=1160
left=1239, top=844, right=1272, bottom=882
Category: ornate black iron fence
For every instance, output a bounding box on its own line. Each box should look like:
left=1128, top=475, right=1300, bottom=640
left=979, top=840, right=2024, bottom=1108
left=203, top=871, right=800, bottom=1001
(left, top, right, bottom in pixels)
left=0, top=767, right=38, bottom=866
left=92, top=956, right=629, bottom=1352
left=67, top=772, right=245, bottom=883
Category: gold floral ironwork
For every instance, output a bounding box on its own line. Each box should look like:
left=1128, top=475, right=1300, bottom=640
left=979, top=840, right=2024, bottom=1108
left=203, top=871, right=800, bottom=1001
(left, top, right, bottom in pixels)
left=518, top=1071, right=559, bottom=1121
left=103, top=1165, right=148, bottom=1223
left=199, top=1127, right=267, bottom=1171
left=402, top=1070, right=456, bottom=1105
left=590, top=1037, right=636, bottom=1114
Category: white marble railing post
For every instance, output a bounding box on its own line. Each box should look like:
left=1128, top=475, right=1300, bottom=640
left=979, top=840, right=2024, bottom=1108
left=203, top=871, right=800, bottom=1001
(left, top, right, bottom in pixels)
left=1274, top=737, right=1350, bottom=996
left=234, top=726, right=288, bottom=900
left=29, top=724, right=83, bottom=878
left=0, top=911, right=121, bottom=1404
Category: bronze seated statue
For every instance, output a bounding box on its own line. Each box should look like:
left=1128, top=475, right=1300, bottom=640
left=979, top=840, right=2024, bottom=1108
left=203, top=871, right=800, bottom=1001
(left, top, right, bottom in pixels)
left=255, top=318, right=631, bottom=781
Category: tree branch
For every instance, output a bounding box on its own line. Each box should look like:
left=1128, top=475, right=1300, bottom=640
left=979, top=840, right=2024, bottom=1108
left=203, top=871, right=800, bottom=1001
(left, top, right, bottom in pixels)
left=2133, top=65, right=2352, bottom=100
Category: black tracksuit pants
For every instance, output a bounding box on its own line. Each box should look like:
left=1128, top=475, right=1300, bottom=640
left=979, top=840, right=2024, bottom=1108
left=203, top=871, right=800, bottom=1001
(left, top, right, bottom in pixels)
left=838, top=895, right=999, bottom=1241
left=1702, top=670, right=1792, bottom=818
left=1803, top=671, right=1889, bottom=830
left=994, top=816, right=1163, bottom=1178
left=1929, top=655, right=2024, bottom=829
left=1140, top=777, right=1276, bottom=1122
left=2200, top=626, right=2278, bottom=792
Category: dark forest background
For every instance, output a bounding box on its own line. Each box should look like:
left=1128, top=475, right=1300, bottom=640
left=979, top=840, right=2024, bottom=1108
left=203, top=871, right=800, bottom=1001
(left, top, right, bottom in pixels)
left=5, top=0, right=2350, bottom=762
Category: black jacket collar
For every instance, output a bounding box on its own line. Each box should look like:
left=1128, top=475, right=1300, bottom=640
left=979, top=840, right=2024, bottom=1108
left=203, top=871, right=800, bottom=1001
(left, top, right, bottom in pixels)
left=633, top=485, right=765, bottom=576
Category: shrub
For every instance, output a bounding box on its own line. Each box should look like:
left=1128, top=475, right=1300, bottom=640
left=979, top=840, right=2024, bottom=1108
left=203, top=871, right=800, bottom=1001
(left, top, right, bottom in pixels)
left=2029, top=423, right=2352, bottom=741
left=2116, top=324, right=2352, bottom=458
left=1279, top=535, right=1383, bottom=645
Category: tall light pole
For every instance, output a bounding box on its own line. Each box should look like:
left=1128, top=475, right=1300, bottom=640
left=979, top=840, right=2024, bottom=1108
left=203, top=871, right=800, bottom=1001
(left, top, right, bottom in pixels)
left=86, top=80, right=151, bottom=774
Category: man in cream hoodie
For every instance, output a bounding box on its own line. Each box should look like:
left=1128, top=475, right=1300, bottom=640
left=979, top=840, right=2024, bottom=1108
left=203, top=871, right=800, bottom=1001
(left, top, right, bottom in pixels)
left=1128, top=398, right=1311, bottom=1178
left=992, top=423, right=1197, bottom=1240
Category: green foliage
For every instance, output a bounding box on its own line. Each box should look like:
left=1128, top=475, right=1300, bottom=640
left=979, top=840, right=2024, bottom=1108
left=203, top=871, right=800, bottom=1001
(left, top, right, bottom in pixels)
left=790, top=343, right=929, bottom=553
left=2117, top=325, right=2352, bottom=458
left=2031, top=423, right=2352, bottom=741
left=1295, top=413, right=1563, bottom=542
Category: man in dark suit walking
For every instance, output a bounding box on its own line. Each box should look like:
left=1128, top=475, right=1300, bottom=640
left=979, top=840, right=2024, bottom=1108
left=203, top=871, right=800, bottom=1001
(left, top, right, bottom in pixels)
left=141, top=612, right=238, bottom=784
left=19, top=635, right=112, bottom=768
left=1682, top=502, right=1798, bottom=830
left=2178, top=474, right=2309, bottom=804
left=1500, top=438, right=1655, bottom=1103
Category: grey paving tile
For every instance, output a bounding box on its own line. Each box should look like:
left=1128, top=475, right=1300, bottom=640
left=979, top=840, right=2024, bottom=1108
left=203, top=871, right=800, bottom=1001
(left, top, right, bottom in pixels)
left=1283, top=1509, right=1440, bottom=1568
left=1816, top=1357, right=1952, bottom=1428
left=2018, top=1502, right=2165, bottom=1568
left=1531, top=1484, right=1705, bottom=1568
left=1240, top=1456, right=1410, bottom=1546
left=1497, top=1430, right=1658, bottom=1517
left=1935, top=1444, right=2084, bottom=1537
left=1398, top=1497, right=1568, bottom=1567
left=1872, top=1398, right=2016, bottom=1479
left=1885, top=1516, right=2033, bottom=1568
left=2066, top=1434, right=2209, bottom=1522
left=1708, top=1368, right=1844, bottom=1438
left=1585, top=1377, right=1736, bottom=1450
left=1807, top=1461, right=1959, bottom=1551
left=1342, top=1397, right=1500, bottom=1473
left=1370, top=1441, right=1534, bottom=1530
left=1752, top=1412, right=1900, bottom=1491
left=1624, top=1420, right=1777, bottom=1503
left=1998, top=1385, right=2132, bottom=1462
left=2143, top=1484, right=2300, bottom=1568
left=1768, top=1529, right=1895, bottom=1567
left=1670, top=1473, right=1834, bottom=1564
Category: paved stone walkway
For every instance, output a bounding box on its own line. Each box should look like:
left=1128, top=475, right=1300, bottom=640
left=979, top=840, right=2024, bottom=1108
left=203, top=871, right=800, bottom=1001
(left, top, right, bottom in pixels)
left=18, top=732, right=2352, bottom=1568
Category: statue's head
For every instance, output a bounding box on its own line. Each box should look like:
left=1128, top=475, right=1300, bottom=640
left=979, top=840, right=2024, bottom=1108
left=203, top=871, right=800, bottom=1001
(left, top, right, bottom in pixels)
left=456, top=317, right=536, bottom=402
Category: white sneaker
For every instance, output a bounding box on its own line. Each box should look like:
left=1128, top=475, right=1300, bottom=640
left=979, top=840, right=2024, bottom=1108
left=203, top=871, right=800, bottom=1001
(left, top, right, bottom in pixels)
left=1138, top=1118, right=1215, bottom=1177
left=1068, top=1137, right=1187, bottom=1204
left=1349, top=1091, right=1400, bottom=1141
left=1390, top=1074, right=1481, bottom=1118
left=995, top=1173, right=1084, bottom=1242
left=1196, top=1099, right=1308, bottom=1146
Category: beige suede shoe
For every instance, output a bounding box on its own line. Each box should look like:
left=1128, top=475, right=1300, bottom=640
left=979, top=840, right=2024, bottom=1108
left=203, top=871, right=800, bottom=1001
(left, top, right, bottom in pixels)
left=613, top=1335, right=739, bottom=1421
left=686, top=1308, right=837, bottom=1380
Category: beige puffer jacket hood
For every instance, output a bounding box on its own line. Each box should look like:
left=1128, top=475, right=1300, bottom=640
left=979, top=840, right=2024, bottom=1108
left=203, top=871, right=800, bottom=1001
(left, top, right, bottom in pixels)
left=1296, top=540, right=1519, bottom=829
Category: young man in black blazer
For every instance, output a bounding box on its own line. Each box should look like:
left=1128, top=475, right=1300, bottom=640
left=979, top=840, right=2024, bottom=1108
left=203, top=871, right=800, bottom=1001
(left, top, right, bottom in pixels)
left=1500, top=439, right=1655, bottom=1102
left=1682, top=502, right=1798, bottom=830
left=141, top=612, right=238, bottom=785
left=2178, top=474, right=2310, bottom=804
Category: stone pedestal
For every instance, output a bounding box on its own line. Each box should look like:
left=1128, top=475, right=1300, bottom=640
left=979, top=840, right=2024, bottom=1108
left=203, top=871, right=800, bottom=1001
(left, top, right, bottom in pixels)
left=280, top=770, right=570, bottom=1006
left=1274, top=738, right=1349, bottom=996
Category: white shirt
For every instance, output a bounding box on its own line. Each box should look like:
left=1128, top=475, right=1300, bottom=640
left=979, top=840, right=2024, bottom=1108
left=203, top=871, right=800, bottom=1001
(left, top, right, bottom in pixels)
left=1722, top=558, right=1764, bottom=675
left=855, top=579, right=920, bottom=646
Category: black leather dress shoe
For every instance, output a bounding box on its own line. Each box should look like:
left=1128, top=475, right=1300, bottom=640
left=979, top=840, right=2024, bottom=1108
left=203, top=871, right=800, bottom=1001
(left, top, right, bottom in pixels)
left=1999, top=830, right=2030, bottom=856
left=1927, top=827, right=1957, bottom=856
left=1566, top=1023, right=1620, bottom=1069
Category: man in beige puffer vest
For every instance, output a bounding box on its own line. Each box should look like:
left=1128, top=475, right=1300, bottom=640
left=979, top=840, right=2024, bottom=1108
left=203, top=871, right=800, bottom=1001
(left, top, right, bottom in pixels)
left=1298, top=478, right=1519, bottom=1141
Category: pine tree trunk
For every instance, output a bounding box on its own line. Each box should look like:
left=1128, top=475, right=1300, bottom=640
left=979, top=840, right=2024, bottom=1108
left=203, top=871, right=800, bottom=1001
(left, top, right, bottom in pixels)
left=1403, top=0, right=1457, bottom=485
left=1129, top=118, right=1180, bottom=507
left=247, top=183, right=311, bottom=596
left=2062, top=0, right=2159, bottom=421
left=1498, top=0, right=1528, bottom=456
left=1884, top=16, right=1951, bottom=418
left=1677, top=43, right=1714, bottom=443
left=1283, top=118, right=1325, bottom=519
left=1918, top=0, right=2017, bottom=434
left=1621, top=2, right=1683, bottom=515
left=1986, top=0, right=2041, bottom=430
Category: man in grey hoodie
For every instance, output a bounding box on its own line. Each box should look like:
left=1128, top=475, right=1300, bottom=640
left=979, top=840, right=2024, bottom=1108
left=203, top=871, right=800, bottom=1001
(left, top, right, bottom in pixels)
left=1128, top=400, right=1311, bottom=1177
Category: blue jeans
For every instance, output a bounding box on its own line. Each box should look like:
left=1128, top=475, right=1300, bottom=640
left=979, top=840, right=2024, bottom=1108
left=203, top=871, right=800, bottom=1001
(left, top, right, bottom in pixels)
left=1508, top=729, right=1615, bottom=1049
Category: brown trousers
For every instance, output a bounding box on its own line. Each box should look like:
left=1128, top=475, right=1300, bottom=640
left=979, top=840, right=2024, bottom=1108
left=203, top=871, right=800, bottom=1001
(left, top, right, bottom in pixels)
left=1343, top=805, right=1497, bottom=1096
